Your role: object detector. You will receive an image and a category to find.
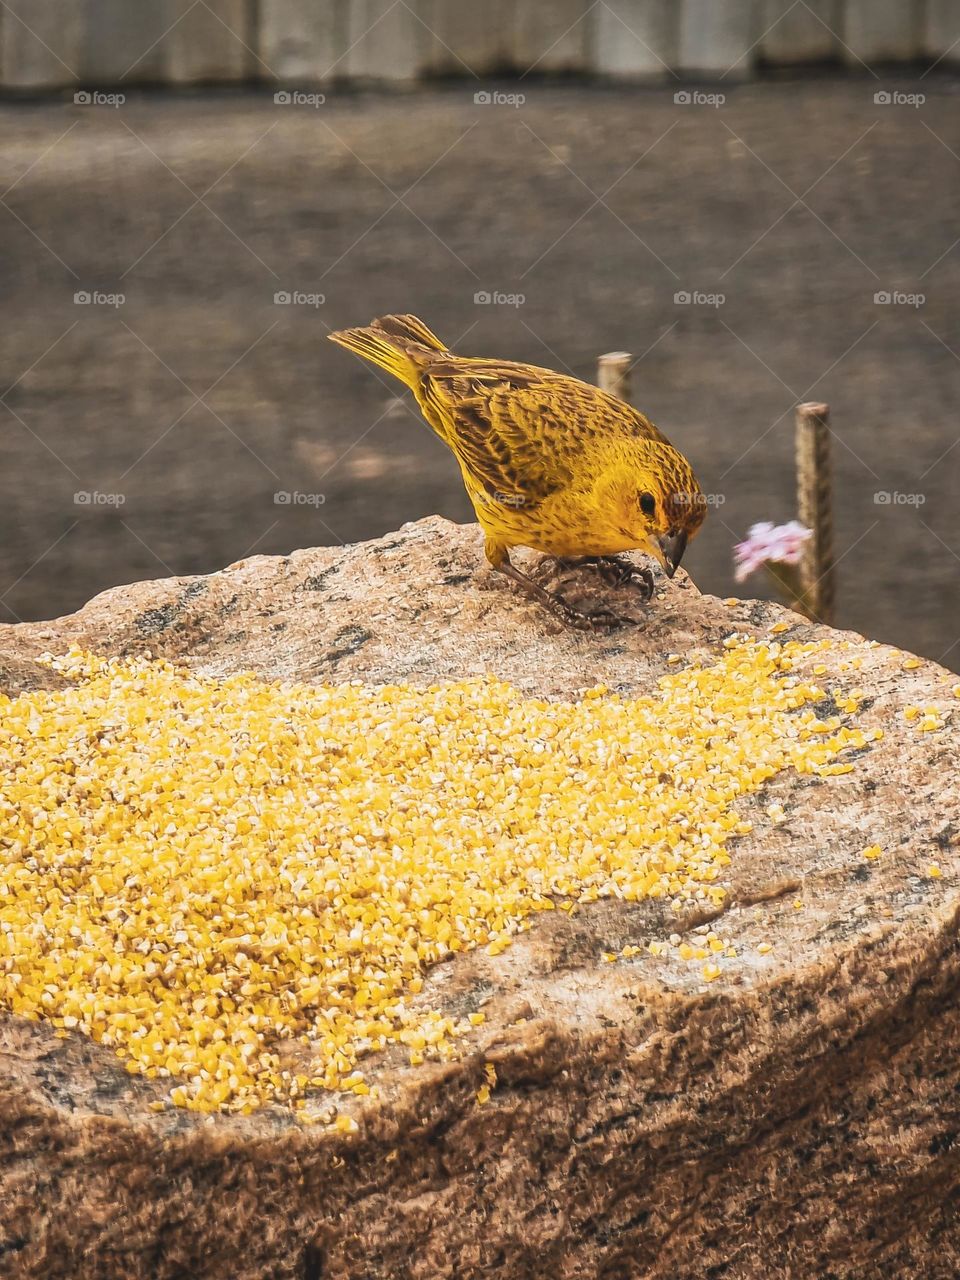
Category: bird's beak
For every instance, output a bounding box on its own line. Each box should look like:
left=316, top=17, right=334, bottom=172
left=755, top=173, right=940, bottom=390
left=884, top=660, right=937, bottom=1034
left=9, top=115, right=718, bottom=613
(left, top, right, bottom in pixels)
left=657, top=530, right=688, bottom=578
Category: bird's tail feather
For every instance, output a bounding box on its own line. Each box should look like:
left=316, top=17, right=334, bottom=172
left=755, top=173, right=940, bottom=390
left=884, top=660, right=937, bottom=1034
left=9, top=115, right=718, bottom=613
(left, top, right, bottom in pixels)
left=328, top=314, right=448, bottom=389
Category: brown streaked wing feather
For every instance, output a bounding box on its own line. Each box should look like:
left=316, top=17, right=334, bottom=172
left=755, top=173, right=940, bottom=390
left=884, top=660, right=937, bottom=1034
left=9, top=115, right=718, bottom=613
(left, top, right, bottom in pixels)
left=437, top=358, right=669, bottom=445
left=418, top=360, right=666, bottom=507
left=418, top=369, right=561, bottom=507
left=422, top=368, right=578, bottom=506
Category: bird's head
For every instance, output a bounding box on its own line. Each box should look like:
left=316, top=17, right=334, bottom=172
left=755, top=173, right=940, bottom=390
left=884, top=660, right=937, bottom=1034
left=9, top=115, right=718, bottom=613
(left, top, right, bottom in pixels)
left=606, top=447, right=707, bottom=577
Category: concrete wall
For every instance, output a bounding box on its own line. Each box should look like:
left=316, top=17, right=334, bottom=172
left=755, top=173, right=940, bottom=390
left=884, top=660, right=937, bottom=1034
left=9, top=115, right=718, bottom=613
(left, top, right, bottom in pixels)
left=0, top=0, right=956, bottom=91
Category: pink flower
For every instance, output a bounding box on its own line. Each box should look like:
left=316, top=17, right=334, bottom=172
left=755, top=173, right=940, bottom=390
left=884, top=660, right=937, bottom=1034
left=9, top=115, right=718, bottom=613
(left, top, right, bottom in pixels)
left=734, top=521, right=812, bottom=583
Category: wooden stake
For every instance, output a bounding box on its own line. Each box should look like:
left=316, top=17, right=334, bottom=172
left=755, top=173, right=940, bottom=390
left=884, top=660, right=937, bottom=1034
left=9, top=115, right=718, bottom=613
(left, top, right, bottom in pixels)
left=597, top=352, right=632, bottom=403
left=794, top=401, right=835, bottom=625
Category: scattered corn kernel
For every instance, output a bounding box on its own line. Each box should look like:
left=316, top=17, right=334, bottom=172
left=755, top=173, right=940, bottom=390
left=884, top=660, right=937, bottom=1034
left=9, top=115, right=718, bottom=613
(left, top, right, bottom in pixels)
left=862, top=845, right=882, bottom=860
left=702, top=963, right=722, bottom=981
left=476, top=1083, right=491, bottom=1106
left=0, top=641, right=865, bottom=1113
left=769, top=622, right=790, bottom=635
left=902, top=658, right=921, bottom=670
left=756, top=942, right=773, bottom=955
left=928, top=864, right=942, bottom=878
left=486, top=936, right=513, bottom=956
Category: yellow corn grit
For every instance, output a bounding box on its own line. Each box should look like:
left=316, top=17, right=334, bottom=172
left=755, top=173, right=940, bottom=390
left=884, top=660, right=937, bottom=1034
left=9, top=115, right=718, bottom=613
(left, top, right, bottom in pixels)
left=0, top=639, right=869, bottom=1115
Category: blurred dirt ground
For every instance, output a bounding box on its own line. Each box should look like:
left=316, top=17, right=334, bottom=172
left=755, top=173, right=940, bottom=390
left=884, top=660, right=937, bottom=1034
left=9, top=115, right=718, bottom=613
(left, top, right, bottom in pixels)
left=1, top=74, right=958, bottom=661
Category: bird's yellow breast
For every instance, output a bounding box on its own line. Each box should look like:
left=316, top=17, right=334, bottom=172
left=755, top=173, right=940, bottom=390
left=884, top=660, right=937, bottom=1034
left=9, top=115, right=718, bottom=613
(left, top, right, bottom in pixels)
left=463, top=466, right=644, bottom=559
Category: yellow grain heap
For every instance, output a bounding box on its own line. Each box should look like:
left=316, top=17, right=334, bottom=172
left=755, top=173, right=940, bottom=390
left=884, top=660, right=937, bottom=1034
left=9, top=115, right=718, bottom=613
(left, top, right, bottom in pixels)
left=0, top=639, right=870, bottom=1115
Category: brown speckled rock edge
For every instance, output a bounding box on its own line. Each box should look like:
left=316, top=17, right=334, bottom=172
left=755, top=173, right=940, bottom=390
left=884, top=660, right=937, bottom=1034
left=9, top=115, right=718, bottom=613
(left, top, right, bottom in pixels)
left=1, top=516, right=959, bottom=1279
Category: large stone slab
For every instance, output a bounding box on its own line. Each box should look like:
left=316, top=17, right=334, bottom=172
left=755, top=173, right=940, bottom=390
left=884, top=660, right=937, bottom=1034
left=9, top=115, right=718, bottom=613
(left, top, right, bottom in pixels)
left=162, top=0, right=251, bottom=85
left=676, top=0, right=757, bottom=78
left=0, top=0, right=84, bottom=90
left=842, top=0, right=924, bottom=65
left=511, top=0, right=591, bottom=76
left=925, top=0, right=960, bottom=67
left=77, top=1, right=171, bottom=84
left=2, top=516, right=959, bottom=1278
left=0, top=0, right=250, bottom=90
left=759, top=0, right=841, bottom=65
left=417, top=0, right=513, bottom=77
left=343, top=0, right=424, bottom=82
left=592, top=0, right=679, bottom=80
left=258, top=0, right=347, bottom=83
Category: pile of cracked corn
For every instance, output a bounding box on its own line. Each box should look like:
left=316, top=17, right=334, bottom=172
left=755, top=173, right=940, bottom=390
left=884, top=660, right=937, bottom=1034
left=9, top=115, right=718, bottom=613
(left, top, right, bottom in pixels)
left=0, top=638, right=875, bottom=1117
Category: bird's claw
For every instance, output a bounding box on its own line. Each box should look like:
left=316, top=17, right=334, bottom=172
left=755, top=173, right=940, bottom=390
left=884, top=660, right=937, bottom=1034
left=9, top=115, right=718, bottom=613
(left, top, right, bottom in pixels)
left=532, top=555, right=572, bottom=582
left=549, top=599, right=634, bottom=632
left=542, top=555, right=655, bottom=599
left=593, top=558, right=655, bottom=598
left=629, top=566, right=656, bottom=601
left=496, top=555, right=639, bottom=632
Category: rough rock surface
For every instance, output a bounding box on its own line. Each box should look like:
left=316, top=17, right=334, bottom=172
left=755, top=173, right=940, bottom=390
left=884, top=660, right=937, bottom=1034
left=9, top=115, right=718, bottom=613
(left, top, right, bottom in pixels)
left=1, top=515, right=959, bottom=1280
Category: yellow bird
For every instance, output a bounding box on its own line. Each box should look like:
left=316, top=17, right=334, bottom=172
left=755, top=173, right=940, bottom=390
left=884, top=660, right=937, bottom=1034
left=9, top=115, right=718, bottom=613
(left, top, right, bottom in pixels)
left=328, top=314, right=705, bottom=628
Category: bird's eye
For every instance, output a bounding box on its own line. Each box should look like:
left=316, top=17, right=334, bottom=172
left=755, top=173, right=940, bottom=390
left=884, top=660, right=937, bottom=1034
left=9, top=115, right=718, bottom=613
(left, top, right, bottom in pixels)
left=639, top=491, right=656, bottom=518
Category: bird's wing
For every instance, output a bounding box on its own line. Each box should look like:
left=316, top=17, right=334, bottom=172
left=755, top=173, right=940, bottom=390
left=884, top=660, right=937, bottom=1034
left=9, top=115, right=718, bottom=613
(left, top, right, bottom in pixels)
left=418, top=360, right=665, bottom=508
